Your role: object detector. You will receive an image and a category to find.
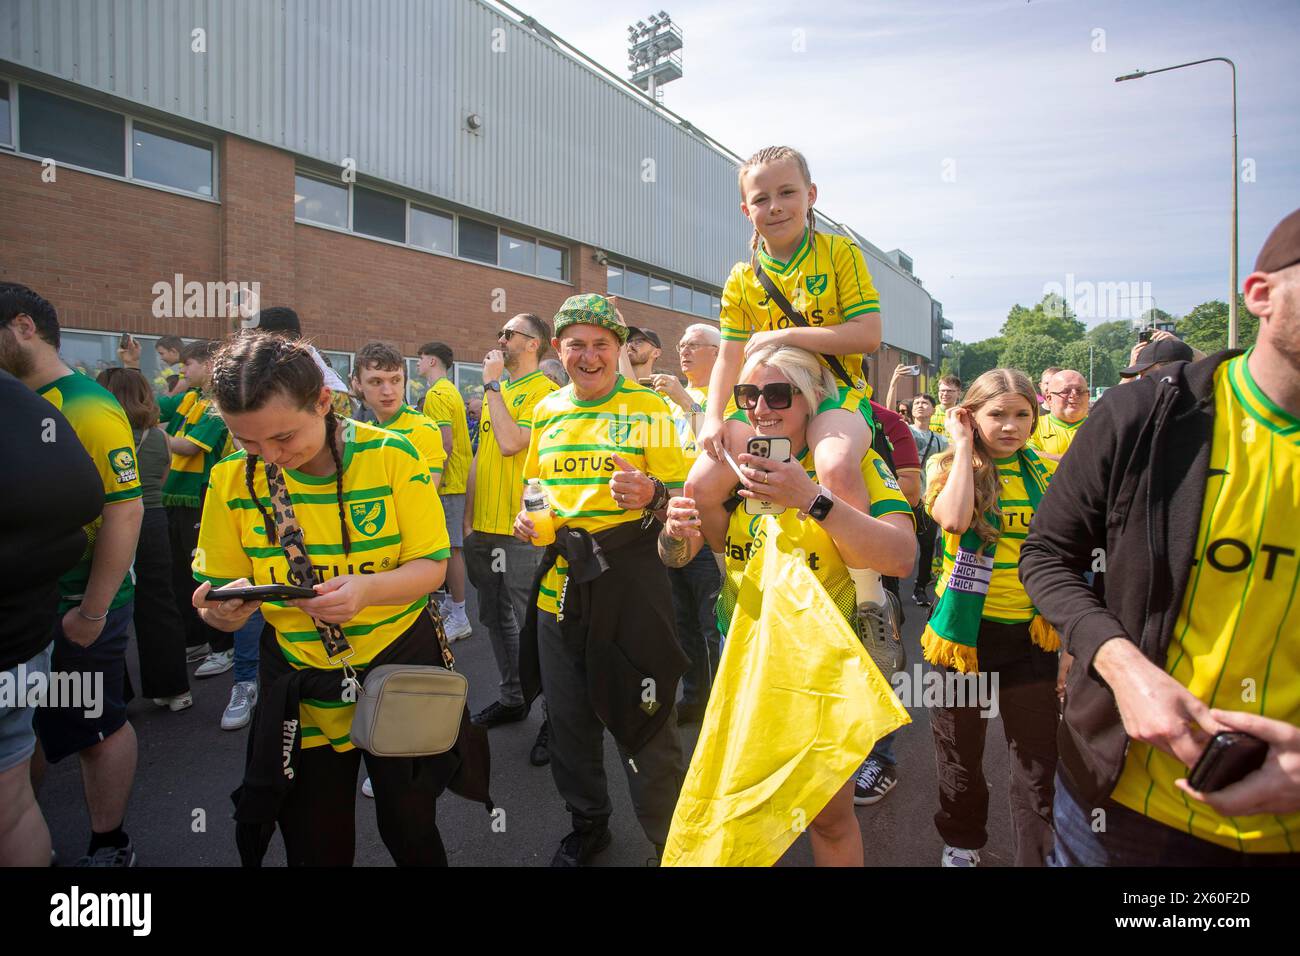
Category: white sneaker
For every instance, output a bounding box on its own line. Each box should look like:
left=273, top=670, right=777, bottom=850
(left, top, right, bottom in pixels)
left=221, top=681, right=259, bottom=730
left=194, top=648, right=235, bottom=678
left=941, top=845, right=981, bottom=868
left=361, top=777, right=374, bottom=798
left=152, top=692, right=193, bottom=712
left=444, top=606, right=473, bottom=642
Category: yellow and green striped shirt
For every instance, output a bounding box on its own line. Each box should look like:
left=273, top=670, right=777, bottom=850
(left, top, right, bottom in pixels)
left=159, top=388, right=229, bottom=508
left=193, top=419, right=450, bottom=752
left=522, top=376, right=687, bottom=614
left=720, top=229, right=881, bottom=390
left=1111, top=352, right=1300, bottom=852
left=376, top=404, right=446, bottom=483
left=716, top=447, right=914, bottom=637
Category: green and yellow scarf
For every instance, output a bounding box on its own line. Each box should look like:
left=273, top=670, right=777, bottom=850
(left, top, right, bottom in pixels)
left=920, top=447, right=1059, bottom=673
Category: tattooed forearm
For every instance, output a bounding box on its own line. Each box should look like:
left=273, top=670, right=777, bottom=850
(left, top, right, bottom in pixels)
left=658, top=528, right=692, bottom=568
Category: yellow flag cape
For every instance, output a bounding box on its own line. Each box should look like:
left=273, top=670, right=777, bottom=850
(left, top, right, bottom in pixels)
left=662, top=517, right=910, bottom=867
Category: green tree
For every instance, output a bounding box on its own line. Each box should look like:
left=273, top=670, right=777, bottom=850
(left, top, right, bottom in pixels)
left=1087, top=319, right=1138, bottom=380
left=1060, top=340, right=1117, bottom=389
left=952, top=336, right=1003, bottom=383
left=998, top=334, right=1063, bottom=382
left=1139, top=307, right=1177, bottom=328
left=1177, top=296, right=1256, bottom=353
left=1001, top=294, right=1086, bottom=344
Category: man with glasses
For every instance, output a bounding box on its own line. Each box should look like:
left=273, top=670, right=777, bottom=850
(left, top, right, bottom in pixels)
left=931, top=375, right=963, bottom=438
left=1029, top=368, right=1089, bottom=462
left=465, top=315, right=560, bottom=764
left=651, top=324, right=723, bottom=724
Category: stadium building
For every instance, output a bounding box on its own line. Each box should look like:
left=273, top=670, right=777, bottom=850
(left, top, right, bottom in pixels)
left=0, top=0, right=944, bottom=404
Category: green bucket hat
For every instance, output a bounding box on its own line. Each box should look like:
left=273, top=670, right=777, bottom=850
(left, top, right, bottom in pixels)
left=553, top=293, right=629, bottom=344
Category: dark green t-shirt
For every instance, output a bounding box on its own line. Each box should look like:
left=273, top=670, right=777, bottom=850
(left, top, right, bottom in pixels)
left=134, top=426, right=169, bottom=510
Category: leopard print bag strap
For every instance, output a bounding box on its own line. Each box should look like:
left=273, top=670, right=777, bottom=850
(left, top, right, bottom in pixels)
left=263, top=462, right=353, bottom=661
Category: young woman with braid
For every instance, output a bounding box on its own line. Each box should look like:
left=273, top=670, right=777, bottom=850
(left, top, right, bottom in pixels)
left=190, top=332, right=482, bottom=866
left=688, top=145, right=896, bottom=641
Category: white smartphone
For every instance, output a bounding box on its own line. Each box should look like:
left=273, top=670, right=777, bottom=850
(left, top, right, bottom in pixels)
left=744, top=436, right=793, bottom=515
left=901, top=365, right=921, bottom=376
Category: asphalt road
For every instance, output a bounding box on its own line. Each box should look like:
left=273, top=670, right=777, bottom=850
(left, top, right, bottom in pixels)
left=39, top=568, right=1014, bottom=867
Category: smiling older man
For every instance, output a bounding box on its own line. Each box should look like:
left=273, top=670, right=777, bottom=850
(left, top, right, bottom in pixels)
left=1028, top=369, right=1089, bottom=462
left=514, top=293, right=690, bottom=867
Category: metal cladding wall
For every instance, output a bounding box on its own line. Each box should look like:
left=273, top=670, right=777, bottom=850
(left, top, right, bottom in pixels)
left=0, top=0, right=935, bottom=358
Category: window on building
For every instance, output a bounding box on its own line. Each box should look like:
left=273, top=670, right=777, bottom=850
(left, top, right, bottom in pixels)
left=710, top=295, right=721, bottom=320
left=606, top=264, right=624, bottom=296
left=56, top=330, right=174, bottom=394
left=625, top=268, right=648, bottom=301
left=405, top=358, right=429, bottom=408
left=648, top=276, right=671, bottom=308
left=459, top=217, right=497, bottom=265
left=409, top=205, right=453, bottom=253
left=692, top=288, right=711, bottom=318
left=352, top=185, right=406, bottom=243
left=320, top=350, right=353, bottom=385
left=537, top=243, right=566, bottom=282
left=0, top=81, right=12, bottom=148
left=499, top=233, right=535, bottom=273
left=454, top=362, right=484, bottom=403
left=19, top=86, right=124, bottom=176
left=294, top=174, right=348, bottom=228
left=672, top=282, right=693, bottom=314
left=131, top=122, right=213, bottom=196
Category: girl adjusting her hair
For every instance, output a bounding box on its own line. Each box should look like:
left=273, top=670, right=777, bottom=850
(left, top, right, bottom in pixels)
left=191, top=332, right=485, bottom=866
left=921, top=368, right=1061, bottom=868
left=686, top=145, right=890, bottom=623
left=659, top=344, right=916, bottom=866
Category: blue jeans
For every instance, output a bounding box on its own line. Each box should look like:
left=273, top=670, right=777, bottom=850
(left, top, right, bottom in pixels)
left=869, top=729, right=898, bottom=766
left=1049, top=770, right=1298, bottom=867
left=233, top=610, right=264, bottom=684
left=668, top=548, right=722, bottom=708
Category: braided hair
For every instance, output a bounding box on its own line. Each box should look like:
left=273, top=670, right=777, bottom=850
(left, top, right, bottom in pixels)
left=737, top=145, right=817, bottom=271
left=211, top=332, right=352, bottom=555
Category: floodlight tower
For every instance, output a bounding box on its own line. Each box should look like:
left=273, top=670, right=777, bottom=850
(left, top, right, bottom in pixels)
left=627, top=11, right=683, bottom=102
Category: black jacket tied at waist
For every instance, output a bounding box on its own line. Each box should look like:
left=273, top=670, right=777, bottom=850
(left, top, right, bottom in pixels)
left=519, top=518, right=689, bottom=756
left=231, top=610, right=492, bottom=866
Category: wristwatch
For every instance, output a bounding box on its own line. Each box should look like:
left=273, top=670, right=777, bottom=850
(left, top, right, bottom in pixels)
left=806, top=485, right=834, bottom=522
left=484, top=380, right=502, bottom=393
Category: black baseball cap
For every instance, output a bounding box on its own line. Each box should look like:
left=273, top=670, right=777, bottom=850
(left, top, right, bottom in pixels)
left=627, top=327, right=661, bottom=348
left=1120, top=337, right=1195, bottom=377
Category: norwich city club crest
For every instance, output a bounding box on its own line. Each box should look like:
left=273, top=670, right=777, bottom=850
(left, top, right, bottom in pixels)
left=805, top=274, right=828, bottom=296
left=608, top=419, right=632, bottom=445
left=349, top=500, right=386, bottom=537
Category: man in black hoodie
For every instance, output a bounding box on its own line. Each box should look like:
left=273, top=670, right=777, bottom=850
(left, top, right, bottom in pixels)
left=1021, top=209, right=1300, bottom=865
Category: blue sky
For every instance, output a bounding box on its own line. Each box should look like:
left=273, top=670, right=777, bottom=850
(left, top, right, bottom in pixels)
left=505, top=0, right=1300, bottom=342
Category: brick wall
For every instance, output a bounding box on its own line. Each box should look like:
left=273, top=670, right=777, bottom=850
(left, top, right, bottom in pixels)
left=0, top=134, right=701, bottom=368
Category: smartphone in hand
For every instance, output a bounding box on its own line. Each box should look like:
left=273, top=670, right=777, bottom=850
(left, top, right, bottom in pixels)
left=744, top=436, right=792, bottom=515
left=1187, top=731, right=1268, bottom=792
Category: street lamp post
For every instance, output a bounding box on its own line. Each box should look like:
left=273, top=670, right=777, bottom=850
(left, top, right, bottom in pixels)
left=1116, top=58, right=1239, bottom=348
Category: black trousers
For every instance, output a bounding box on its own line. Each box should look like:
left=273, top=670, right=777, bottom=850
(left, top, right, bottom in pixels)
left=167, top=504, right=230, bottom=652
left=277, top=742, right=449, bottom=866
left=930, top=619, right=1058, bottom=865
left=915, top=518, right=939, bottom=590
left=668, top=547, right=721, bottom=708
left=132, top=507, right=190, bottom=698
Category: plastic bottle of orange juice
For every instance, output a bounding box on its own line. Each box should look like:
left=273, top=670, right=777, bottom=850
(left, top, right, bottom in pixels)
left=523, top=479, right=556, bottom=547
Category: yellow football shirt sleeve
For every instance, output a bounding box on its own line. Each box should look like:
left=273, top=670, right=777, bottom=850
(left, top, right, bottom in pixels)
left=719, top=262, right=753, bottom=344
left=192, top=462, right=254, bottom=586
left=863, top=449, right=915, bottom=527
left=388, top=436, right=451, bottom=564
left=414, top=418, right=446, bottom=476
left=88, top=397, right=144, bottom=505
left=831, top=237, right=881, bottom=321
left=644, top=394, right=688, bottom=489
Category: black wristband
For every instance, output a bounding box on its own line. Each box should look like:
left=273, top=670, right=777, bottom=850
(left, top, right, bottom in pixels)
left=648, top=476, right=669, bottom=512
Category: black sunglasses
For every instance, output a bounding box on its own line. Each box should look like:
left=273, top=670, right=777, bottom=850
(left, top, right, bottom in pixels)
left=733, top=382, right=795, bottom=411
left=498, top=328, right=537, bottom=341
